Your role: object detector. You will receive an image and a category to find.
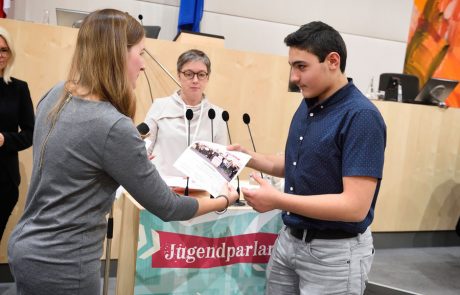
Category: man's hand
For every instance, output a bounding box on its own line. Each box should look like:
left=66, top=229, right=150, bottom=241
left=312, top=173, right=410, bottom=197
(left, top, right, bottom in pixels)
left=227, top=144, right=249, bottom=154
left=0, top=133, right=4, bottom=147
left=242, top=173, right=280, bottom=213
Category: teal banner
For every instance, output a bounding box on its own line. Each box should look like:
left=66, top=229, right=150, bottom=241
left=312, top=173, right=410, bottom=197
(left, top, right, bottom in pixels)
left=135, top=209, right=282, bottom=294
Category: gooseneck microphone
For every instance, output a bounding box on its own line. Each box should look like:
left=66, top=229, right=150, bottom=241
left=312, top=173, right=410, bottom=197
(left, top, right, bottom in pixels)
left=208, top=108, right=215, bottom=143
left=184, top=109, right=194, bottom=196
left=243, top=113, right=263, bottom=178
left=221, top=111, right=232, bottom=143
left=137, top=14, right=167, bottom=102
left=207, top=108, right=216, bottom=198
left=143, top=48, right=180, bottom=87
left=222, top=111, right=245, bottom=206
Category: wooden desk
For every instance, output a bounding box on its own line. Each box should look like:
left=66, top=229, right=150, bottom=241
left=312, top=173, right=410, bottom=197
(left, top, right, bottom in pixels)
left=372, top=100, right=460, bottom=231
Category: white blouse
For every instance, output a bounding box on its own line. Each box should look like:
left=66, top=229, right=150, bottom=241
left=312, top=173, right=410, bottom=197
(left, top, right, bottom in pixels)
left=144, top=91, right=228, bottom=177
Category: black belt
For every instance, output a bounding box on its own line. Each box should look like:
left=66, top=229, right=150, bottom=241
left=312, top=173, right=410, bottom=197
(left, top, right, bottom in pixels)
left=289, top=227, right=357, bottom=243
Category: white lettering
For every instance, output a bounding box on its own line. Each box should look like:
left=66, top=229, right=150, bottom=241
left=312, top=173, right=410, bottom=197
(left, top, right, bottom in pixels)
left=226, top=246, right=236, bottom=262
left=186, top=247, right=197, bottom=263
left=216, top=242, right=226, bottom=258
left=164, top=244, right=175, bottom=260
left=196, top=247, right=205, bottom=259
left=257, top=245, right=267, bottom=256
left=236, top=246, right=245, bottom=257
left=161, top=238, right=274, bottom=264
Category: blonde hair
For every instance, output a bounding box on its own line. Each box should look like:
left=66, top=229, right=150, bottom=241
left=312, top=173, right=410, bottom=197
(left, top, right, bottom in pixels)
left=49, top=9, right=144, bottom=122
left=0, top=26, right=15, bottom=84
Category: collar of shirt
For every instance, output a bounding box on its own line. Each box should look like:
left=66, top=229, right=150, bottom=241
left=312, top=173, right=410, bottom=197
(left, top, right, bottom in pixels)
left=304, top=78, right=354, bottom=112
left=172, top=90, right=208, bottom=110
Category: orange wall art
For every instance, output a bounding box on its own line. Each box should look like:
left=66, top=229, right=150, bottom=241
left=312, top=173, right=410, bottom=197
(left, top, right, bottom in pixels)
left=404, top=0, right=460, bottom=107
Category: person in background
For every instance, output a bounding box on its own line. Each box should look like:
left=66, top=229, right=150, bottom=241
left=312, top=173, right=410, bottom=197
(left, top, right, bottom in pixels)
left=144, top=49, right=227, bottom=178
left=0, top=26, right=35, bottom=243
left=230, top=21, right=386, bottom=294
left=7, top=9, right=238, bottom=295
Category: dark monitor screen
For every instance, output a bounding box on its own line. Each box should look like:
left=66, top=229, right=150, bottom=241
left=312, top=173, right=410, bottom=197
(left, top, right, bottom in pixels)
left=378, top=73, right=420, bottom=102
left=414, top=78, right=458, bottom=105
left=144, top=26, right=161, bottom=39
left=56, top=8, right=89, bottom=28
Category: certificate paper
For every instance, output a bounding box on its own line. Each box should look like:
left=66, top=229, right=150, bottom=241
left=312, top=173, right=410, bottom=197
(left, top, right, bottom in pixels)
left=173, top=141, right=251, bottom=196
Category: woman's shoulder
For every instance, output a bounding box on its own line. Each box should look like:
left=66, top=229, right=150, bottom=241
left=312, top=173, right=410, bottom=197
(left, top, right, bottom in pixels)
left=153, top=94, right=178, bottom=107
left=147, top=93, right=182, bottom=118
left=8, top=77, right=29, bottom=89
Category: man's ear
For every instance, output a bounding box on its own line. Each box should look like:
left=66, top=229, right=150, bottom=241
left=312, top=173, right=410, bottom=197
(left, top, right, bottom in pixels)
left=326, top=52, right=341, bottom=70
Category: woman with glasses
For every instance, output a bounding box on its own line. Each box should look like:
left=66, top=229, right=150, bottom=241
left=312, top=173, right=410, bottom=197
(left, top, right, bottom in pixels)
left=144, top=49, right=228, bottom=178
left=0, top=26, right=34, bottom=243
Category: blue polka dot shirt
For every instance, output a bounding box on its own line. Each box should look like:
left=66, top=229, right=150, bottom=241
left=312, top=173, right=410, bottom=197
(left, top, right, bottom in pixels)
left=282, top=81, right=386, bottom=234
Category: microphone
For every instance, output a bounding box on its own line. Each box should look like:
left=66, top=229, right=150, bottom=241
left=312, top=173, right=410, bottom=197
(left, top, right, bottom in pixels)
left=243, top=113, right=263, bottom=178
left=207, top=108, right=216, bottom=198
left=222, top=111, right=232, bottom=143
left=208, top=108, right=215, bottom=143
left=136, top=122, right=150, bottom=136
left=186, top=109, right=194, bottom=122
left=136, top=14, right=154, bottom=103
left=184, top=109, right=194, bottom=196
left=222, top=111, right=245, bottom=206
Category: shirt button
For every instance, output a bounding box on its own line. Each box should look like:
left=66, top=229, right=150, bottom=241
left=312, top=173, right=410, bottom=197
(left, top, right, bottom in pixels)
left=320, top=105, right=324, bottom=109
left=299, top=136, right=303, bottom=141
left=309, top=113, right=314, bottom=117
left=293, top=162, right=297, bottom=166
left=290, top=187, right=294, bottom=191
left=287, top=212, right=291, bottom=215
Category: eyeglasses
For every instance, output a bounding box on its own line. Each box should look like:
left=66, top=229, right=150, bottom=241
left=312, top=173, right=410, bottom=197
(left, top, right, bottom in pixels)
left=0, top=47, right=10, bottom=57
left=180, top=70, right=208, bottom=80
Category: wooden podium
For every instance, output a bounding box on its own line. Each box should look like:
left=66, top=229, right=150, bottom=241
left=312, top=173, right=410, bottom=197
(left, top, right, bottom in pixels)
left=1, top=18, right=460, bottom=267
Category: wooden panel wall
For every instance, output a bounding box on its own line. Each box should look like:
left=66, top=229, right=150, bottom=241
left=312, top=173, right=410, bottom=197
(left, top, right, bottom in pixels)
left=1, top=19, right=459, bottom=263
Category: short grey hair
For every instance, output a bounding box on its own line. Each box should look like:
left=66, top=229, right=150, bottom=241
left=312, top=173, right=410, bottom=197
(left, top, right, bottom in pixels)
left=177, top=49, right=211, bottom=74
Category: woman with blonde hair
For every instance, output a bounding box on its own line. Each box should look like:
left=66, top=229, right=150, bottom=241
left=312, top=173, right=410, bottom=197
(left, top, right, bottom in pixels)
left=8, top=9, right=238, bottom=294
left=0, top=26, right=34, bottom=243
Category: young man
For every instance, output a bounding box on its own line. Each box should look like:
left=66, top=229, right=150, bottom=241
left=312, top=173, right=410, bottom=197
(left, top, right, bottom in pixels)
left=230, top=21, right=386, bottom=294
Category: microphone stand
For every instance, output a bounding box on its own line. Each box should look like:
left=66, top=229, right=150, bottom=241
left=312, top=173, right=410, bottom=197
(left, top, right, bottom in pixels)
left=185, top=109, right=193, bottom=196
left=208, top=109, right=216, bottom=198
left=243, top=113, right=263, bottom=178
left=102, top=205, right=114, bottom=295
left=222, top=111, right=245, bottom=206
left=144, top=49, right=181, bottom=87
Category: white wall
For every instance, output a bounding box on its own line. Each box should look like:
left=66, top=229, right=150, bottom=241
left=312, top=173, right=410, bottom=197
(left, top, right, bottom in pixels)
left=11, top=0, right=413, bottom=92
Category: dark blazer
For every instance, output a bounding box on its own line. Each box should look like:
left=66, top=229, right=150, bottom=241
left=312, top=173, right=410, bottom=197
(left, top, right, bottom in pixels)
left=0, top=77, right=35, bottom=186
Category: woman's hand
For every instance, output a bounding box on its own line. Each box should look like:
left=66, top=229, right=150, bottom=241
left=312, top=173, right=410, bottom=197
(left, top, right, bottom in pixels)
left=0, top=133, right=4, bottom=147
left=218, top=184, right=240, bottom=206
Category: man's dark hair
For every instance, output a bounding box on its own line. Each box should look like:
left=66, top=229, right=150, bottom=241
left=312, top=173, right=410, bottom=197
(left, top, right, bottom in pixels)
left=284, top=21, right=347, bottom=73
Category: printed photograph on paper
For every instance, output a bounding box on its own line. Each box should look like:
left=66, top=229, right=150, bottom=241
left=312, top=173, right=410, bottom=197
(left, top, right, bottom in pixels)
left=173, top=141, right=251, bottom=196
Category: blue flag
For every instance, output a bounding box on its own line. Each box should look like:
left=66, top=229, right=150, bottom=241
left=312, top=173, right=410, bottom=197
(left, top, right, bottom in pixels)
left=177, top=0, right=204, bottom=33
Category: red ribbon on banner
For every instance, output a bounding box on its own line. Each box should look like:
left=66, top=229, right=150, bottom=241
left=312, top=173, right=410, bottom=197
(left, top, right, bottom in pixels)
left=151, top=231, right=278, bottom=269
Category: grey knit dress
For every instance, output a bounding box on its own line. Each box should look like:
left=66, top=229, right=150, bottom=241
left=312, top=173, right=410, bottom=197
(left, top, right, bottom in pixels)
left=8, top=82, right=198, bottom=295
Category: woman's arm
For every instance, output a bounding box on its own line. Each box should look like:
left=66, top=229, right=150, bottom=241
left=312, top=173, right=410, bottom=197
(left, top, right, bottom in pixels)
left=1, top=81, right=35, bottom=151
left=102, top=117, right=238, bottom=221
